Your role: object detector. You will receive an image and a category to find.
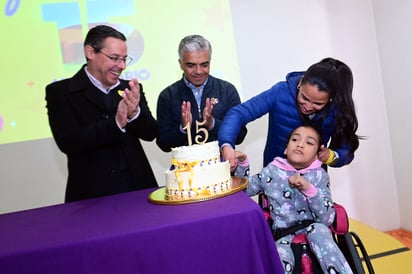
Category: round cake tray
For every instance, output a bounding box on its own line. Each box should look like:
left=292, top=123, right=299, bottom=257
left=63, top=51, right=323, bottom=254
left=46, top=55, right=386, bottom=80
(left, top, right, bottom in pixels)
left=148, top=176, right=248, bottom=205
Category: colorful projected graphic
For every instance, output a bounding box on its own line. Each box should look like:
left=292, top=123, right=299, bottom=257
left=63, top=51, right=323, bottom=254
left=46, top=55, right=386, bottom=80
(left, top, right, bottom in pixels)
left=0, top=0, right=240, bottom=144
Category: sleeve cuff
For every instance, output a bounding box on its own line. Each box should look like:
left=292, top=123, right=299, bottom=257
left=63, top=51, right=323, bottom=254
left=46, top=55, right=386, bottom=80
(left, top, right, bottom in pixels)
left=127, top=107, right=141, bottom=123
left=302, top=184, right=318, bottom=197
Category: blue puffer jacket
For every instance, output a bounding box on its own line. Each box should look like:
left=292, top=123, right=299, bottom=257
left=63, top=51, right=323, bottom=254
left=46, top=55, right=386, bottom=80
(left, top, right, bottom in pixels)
left=218, top=71, right=353, bottom=167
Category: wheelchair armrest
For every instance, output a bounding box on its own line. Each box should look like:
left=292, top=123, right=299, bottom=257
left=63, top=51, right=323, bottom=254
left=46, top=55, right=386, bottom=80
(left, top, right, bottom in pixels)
left=330, top=203, right=349, bottom=235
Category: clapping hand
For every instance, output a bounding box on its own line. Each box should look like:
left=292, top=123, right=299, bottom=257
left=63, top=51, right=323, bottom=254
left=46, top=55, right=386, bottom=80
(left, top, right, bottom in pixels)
left=181, top=101, right=193, bottom=129
left=202, top=98, right=214, bottom=129
left=116, top=78, right=141, bottom=128
left=124, top=78, right=140, bottom=118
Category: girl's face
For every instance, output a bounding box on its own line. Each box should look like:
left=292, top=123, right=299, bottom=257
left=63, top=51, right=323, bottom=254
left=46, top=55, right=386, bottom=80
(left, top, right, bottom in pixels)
left=297, top=83, right=330, bottom=115
left=284, top=126, right=320, bottom=169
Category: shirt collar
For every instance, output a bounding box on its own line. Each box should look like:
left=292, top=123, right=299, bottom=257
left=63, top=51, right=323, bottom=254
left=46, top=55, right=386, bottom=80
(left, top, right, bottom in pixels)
left=84, top=66, right=120, bottom=94
left=183, top=75, right=208, bottom=90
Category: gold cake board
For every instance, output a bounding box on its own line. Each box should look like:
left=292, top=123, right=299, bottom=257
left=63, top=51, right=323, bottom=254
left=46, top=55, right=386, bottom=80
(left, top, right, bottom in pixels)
left=148, top=176, right=248, bottom=205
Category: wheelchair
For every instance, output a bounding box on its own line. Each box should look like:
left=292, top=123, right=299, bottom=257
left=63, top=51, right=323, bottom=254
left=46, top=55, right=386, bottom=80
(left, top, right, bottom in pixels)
left=258, top=194, right=375, bottom=274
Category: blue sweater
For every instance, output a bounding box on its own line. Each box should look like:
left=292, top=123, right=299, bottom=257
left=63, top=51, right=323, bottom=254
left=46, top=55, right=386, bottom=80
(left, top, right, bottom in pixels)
left=157, top=75, right=247, bottom=152
left=218, top=71, right=353, bottom=167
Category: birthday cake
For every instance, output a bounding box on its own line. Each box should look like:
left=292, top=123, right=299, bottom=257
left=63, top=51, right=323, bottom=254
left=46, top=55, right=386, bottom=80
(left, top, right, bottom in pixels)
left=165, top=141, right=232, bottom=200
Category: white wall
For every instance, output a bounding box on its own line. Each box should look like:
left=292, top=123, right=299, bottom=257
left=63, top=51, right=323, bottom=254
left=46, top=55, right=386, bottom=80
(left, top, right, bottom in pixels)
left=372, top=0, right=412, bottom=231
left=0, top=0, right=408, bottom=232
left=228, top=0, right=399, bottom=231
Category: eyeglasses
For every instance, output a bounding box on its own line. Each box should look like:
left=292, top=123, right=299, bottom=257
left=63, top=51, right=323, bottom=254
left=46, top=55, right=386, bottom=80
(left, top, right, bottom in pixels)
left=97, top=50, right=133, bottom=66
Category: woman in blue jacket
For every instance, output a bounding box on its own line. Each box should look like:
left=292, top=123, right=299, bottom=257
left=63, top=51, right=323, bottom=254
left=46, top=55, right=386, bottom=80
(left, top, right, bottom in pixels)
left=218, top=57, right=361, bottom=169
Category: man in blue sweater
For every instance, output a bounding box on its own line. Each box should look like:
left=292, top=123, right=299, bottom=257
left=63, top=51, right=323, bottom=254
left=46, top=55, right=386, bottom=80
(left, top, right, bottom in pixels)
left=156, top=34, right=247, bottom=152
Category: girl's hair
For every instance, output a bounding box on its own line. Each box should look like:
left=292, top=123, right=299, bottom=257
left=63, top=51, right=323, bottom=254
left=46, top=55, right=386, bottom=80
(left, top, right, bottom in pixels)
left=178, top=35, right=212, bottom=60
left=301, top=57, right=360, bottom=153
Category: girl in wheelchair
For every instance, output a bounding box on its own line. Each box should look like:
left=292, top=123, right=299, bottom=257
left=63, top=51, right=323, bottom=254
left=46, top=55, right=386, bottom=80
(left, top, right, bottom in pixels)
left=234, top=125, right=353, bottom=274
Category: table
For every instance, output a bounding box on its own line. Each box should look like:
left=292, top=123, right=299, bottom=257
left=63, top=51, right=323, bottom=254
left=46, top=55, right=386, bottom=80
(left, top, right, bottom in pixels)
left=0, top=188, right=283, bottom=274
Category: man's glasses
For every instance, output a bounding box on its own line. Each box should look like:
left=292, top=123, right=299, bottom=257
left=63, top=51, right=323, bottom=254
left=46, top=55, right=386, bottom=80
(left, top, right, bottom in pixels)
left=97, top=50, right=133, bottom=66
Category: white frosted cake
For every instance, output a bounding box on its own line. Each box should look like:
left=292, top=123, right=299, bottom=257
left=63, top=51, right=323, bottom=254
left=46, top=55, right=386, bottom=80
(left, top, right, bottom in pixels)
left=165, top=141, right=232, bottom=200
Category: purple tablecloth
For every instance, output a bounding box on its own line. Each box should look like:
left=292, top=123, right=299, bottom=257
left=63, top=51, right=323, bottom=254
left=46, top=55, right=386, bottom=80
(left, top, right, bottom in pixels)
left=0, top=188, right=283, bottom=274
